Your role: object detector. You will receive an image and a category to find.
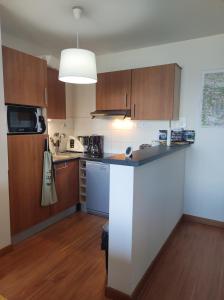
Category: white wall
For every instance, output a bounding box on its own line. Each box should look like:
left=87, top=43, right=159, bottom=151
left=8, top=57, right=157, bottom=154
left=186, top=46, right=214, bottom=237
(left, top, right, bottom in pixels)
left=2, top=31, right=53, bottom=57
left=132, top=150, right=185, bottom=291
left=0, top=22, right=11, bottom=249
left=108, top=150, right=186, bottom=295
left=108, top=165, right=134, bottom=294
left=73, top=34, right=224, bottom=222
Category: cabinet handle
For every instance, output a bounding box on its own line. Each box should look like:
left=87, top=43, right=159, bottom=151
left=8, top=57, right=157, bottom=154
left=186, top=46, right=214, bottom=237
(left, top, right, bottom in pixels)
left=125, top=93, right=128, bottom=108
left=44, top=87, right=48, bottom=106
left=133, top=104, right=136, bottom=118
left=55, top=162, right=68, bottom=171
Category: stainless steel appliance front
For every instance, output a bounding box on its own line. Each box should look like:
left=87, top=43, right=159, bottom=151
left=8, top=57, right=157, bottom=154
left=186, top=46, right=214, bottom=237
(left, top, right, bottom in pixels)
left=86, top=161, right=109, bottom=217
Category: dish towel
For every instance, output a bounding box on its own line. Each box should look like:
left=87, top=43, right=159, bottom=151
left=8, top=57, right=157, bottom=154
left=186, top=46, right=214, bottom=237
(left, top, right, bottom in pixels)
left=41, top=150, right=58, bottom=206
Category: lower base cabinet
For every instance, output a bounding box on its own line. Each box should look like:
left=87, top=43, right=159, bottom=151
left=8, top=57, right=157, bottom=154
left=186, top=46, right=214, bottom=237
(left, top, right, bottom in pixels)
left=8, top=134, right=79, bottom=235
left=51, top=160, right=79, bottom=215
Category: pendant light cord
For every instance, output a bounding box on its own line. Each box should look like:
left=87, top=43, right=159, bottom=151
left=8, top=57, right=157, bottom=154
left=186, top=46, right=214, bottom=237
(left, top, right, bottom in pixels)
left=76, top=31, right=79, bottom=48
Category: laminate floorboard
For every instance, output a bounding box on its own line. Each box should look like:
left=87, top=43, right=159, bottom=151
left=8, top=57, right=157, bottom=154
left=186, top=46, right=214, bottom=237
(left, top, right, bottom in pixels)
left=1, top=214, right=224, bottom=300
left=137, top=221, right=224, bottom=300
left=0, top=212, right=108, bottom=300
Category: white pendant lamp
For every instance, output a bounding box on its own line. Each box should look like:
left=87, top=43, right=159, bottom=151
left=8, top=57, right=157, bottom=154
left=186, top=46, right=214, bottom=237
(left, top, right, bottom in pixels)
left=59, top=7, right=97, bottom=84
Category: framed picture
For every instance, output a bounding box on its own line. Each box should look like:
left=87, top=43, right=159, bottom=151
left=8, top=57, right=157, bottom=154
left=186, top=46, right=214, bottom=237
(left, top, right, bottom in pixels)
left=201, top=70, right=224, bottom=127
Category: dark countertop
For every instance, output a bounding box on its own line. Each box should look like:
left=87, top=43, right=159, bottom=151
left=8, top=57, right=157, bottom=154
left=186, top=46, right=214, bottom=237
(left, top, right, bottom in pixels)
left=102, top=144, right=190, bottom=167
left=53, top=152, right=113, bottom=164
left=53, top=152, right=81, bottom=163
left=53, top=144, right=190, bottom=167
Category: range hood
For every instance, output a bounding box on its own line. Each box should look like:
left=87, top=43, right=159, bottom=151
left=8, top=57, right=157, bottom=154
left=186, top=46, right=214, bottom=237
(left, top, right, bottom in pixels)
left=90, top=109, right=131, bottom=119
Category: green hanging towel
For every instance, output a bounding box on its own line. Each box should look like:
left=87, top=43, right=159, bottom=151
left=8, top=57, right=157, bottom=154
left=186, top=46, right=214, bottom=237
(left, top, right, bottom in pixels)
left=41, top=150, right=58, bottom=206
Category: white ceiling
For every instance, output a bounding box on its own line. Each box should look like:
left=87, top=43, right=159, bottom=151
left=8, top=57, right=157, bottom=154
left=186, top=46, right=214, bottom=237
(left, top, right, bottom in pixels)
left=0, top=0, right=224, bottom=56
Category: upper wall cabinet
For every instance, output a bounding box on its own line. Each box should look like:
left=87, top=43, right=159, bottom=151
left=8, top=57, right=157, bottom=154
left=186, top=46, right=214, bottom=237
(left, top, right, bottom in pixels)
left=131, top=64, right=181, bottom=120
left=47, top=67, right=66, bottom=119
left=96, top=70, right=131, bottom=110
left=2, top=46, right=47, bottom=107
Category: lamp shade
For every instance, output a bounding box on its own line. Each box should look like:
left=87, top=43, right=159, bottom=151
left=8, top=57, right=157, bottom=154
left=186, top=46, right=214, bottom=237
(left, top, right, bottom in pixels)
left=59, top=48, right=97, bottom=84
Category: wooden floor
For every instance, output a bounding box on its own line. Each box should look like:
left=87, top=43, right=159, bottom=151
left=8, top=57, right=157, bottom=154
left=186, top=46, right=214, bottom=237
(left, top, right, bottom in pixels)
left=0, top=212, right=108, bottom=300
left=138, top=220, right=224, bottom=300
left=0, top=214, right=224, bottom=300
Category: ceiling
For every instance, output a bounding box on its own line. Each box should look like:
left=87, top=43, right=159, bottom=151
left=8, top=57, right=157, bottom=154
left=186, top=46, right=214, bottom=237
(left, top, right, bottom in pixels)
left=0, top=0, right=224, bottom=56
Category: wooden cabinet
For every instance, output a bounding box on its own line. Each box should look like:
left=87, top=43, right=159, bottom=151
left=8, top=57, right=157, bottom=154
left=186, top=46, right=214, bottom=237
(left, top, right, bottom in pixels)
left=96, top=64, right=181, bottom=120
left=96, top=70, right=131, bottom=110
left=2, top=46, right=47, bottom=107
left=8, top=134, right=50, bottom=235
left=51, top=160, right=79, bottom=215
left=131, top=64, right=181, bottom=120
left=47, top=67, right=66, bottom=119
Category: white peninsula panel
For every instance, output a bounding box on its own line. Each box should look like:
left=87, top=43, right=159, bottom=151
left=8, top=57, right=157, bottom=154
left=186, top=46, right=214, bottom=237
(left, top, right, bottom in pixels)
left=108, top=149, right=186, bottom=296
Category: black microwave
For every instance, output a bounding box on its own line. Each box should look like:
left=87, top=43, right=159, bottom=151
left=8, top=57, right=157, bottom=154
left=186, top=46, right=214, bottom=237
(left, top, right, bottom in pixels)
left=7, top=105, right=46, bottom=134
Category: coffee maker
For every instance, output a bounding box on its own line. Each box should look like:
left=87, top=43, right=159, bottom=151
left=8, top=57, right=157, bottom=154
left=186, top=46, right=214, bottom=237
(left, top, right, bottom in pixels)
left=88, top=135, right=104, bottom=157
left=77, top=136, right=90, bottom=152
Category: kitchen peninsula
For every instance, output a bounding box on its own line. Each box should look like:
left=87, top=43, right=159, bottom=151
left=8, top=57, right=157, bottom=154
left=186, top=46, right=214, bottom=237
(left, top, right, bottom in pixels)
left=105, top=144, right=189, bottom=298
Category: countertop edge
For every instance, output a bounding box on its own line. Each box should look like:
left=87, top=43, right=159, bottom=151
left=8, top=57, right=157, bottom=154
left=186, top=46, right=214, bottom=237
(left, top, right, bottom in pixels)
left=101, top=144, right=190, bottom=167
left=52, top=145, right=190, bottom=167
left=53, top=156, right=80, bottom=164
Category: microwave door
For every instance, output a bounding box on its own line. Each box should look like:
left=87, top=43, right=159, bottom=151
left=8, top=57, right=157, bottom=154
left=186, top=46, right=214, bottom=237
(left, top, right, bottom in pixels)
left=7, top=106, right=38, bottom=133
left=18, top=110, right=37, bottom=132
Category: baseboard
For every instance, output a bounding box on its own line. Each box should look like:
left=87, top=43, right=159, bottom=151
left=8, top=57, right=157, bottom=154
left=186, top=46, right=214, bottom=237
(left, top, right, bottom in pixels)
left=183, top=214, right=224, bottom=229
left=105, top=287, right=132, bottom=300
left=0, top=245, right=13, bottom=257
left=105, top=215, right=184, bottom=300
left=12, top=205, right=77, bottom=244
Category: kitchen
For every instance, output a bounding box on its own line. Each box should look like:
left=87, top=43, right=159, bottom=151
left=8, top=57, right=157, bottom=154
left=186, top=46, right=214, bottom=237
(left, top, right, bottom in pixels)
left=0, top=1, right=224, bottom=300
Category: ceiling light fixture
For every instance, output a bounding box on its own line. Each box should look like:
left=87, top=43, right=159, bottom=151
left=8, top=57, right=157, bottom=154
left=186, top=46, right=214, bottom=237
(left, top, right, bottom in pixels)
left=59, top=7, right=97, bottom=84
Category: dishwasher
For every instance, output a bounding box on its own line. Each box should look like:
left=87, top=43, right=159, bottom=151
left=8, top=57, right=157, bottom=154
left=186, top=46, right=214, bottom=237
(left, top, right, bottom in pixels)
left=86, top=161, right=110, bottom=217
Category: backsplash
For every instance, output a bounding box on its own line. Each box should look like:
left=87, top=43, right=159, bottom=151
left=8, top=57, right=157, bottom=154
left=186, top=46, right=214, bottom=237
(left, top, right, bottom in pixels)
left=73, top=117, right=181, bottom=154
left=47, top=118, right=74, bottom=152
left=48, top=117, right=185, bottom=154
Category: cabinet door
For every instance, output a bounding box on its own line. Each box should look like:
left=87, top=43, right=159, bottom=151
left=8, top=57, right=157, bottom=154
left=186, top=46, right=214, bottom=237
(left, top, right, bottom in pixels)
left=131, top=64, right=181, bottom=120
left=47, top=67, right=66, bottom=119
left=51, top=160, right=79, bottom=215
left=8, top=134, right=50, bottom=235
left=96, top=70, right=131, bottom=110
left=2, top=46, right=47, bottom=107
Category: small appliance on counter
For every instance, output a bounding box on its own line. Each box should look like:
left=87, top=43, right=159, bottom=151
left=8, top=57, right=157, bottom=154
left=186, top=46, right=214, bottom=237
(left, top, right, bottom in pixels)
left=66, top=136, right=85, bottom=152
left=159, top=129, right=195, bottom=144
left=7, top=105, right=46, bottom=134
left=88, top=135, right=104, bottom=157
left=66, top=135, right=104, bottom=156
left=125, top=146, right=133, bottom=158
left=78, top=136, right=91, bottom=152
